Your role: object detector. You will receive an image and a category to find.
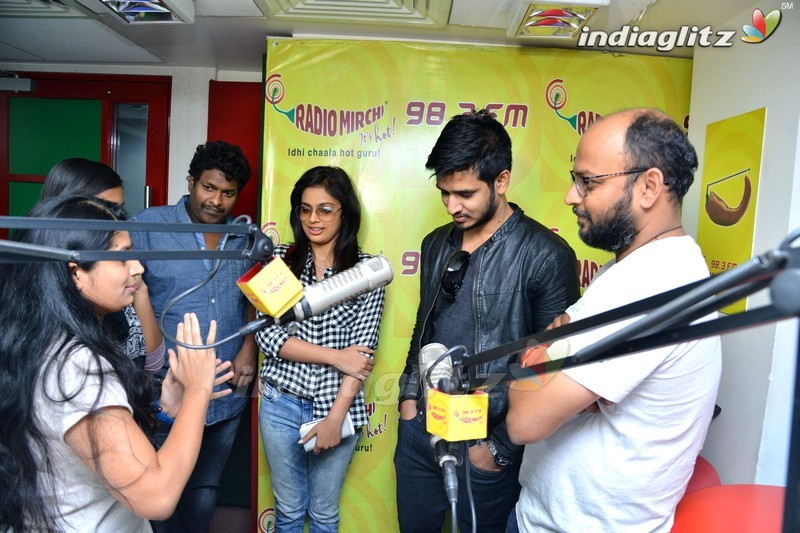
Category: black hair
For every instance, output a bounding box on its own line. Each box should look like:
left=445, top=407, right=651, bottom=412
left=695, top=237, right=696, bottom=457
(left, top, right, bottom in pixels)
left=188, top=140, right=252, bottom=191
left=287, top=166, right=361, bottom=278
left=0, top=196, right=154, bottom=532
left=41, top=158, right=123, bottom=201
left=425, top=108, right=512, bottom=186
left=623, top=110, right=698, bottom=203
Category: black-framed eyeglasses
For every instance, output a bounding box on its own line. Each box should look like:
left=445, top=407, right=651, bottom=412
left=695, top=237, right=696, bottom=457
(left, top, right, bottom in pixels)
left=569, top=169, right=648, bottom=198
left=440, top=250, right=470, bottom=301
left=294, top=204, right=342, bottom=221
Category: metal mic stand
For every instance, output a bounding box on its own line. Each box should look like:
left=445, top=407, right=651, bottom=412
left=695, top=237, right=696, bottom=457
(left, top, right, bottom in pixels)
left=0, top=216, right=275, bottom=262
left=0, top=215, right=276, bottom=349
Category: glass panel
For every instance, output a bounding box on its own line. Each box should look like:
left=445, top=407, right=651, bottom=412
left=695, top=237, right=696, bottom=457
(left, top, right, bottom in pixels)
left=113, top=103, right=148, bottom=216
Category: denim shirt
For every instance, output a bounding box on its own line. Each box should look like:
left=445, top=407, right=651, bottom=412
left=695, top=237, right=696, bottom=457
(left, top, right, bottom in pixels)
left=131, top=196, right=254, bottom=425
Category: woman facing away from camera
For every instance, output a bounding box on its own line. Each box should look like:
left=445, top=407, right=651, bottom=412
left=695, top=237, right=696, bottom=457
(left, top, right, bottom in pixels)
left=0, top=195, right=232, bottom=532
left=256, top=166, right=386, bottom=531
left=41, top=157, right=165, bottom=373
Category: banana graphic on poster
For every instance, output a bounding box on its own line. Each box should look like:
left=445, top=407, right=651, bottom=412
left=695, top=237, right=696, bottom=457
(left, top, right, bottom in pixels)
left=704, top=174, right=751, bottom=227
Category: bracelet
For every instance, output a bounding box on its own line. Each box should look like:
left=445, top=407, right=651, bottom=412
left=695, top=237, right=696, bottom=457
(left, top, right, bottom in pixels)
left=153, top=399, right=175, bottom=425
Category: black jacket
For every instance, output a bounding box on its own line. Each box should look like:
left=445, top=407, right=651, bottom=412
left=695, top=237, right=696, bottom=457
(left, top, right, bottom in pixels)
left=398, top=204, right=580, bottom=463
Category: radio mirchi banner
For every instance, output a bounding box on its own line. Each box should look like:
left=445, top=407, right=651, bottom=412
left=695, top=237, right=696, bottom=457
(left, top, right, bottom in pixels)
left=696, top=107, right=764, bottom=315
left=256, top=38, right=691, bottom=531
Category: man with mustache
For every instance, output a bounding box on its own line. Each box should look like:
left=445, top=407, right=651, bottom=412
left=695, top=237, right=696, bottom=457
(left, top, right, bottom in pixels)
left=131, top=140, right=257, bottom=532
left=506, top=109, right=722, bottom=532
left=395, top=109, right=580, bottom=532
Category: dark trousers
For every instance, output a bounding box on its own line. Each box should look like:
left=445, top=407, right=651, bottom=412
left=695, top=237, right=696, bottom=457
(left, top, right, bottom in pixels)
left=150, top=414, right=242, bottom=533
left=394, top=409, right=521, bottom=533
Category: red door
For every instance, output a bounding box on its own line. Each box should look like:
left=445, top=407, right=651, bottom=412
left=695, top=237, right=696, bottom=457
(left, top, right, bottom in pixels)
left=0, top=72, right=170, bottom=223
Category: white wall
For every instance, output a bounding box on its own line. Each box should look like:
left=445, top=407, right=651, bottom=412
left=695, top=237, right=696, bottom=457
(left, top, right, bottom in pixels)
left=683, top=2, right=800, bottom=485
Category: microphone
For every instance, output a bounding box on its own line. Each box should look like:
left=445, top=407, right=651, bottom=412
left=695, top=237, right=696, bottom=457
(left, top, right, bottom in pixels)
left=431, top=435, right=459, bottom=505
left=239, top=255, right=394, bottom=334
left=418, top=342, right=451, bottom=398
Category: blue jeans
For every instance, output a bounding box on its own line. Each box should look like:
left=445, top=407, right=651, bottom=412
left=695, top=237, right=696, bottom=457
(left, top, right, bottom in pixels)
left=259, top=381, right=359, bottom=533
left=506, top=505, right=520, bottom=532
left=151, top=413, right=242, bottom=533
left=394, top=409, right=522, bottom=533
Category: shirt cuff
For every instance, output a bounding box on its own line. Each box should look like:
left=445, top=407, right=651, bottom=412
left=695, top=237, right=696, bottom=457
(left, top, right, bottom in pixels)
left=144, top=340, right=166, bottom=373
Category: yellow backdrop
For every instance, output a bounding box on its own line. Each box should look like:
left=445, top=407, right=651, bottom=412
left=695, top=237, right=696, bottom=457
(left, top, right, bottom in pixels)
left=256, top=38, right=692, bottom=532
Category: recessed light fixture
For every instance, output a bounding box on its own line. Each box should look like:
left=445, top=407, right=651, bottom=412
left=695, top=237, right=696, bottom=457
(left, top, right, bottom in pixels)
left=508, top=0, right=610, bottom=38
left=97, top=0, right=194, bottom=24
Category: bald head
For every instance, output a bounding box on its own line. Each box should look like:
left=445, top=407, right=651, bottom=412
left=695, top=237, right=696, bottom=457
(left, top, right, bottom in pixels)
left=581, top=108, right=697, bottom=204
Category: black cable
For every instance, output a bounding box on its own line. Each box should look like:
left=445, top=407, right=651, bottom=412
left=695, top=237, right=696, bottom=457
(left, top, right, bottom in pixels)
left=463, top=441, right=477, bottom=533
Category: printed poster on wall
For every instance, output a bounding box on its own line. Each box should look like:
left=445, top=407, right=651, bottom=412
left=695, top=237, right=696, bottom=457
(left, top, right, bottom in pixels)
left=256, top=37, right=692, bottom=532
left=696, top=107, right=764, bottom=314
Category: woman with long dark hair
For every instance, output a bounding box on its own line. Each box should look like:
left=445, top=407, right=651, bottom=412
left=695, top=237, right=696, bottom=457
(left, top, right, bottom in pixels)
left=0, top=196, right=229, bottom=532
left=42, top=157, right=165, bottom=373
left=256, top=166, right=386, bottom=531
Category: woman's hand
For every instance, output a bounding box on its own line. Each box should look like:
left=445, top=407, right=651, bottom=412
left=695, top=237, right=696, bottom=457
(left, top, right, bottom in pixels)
left=334, top=345, right=374, bottom=381
left=160, top=358, right=234, bottom=418
left=302, top=416, right=345, bottom=455
left=166, top=314, right=217, bottom=399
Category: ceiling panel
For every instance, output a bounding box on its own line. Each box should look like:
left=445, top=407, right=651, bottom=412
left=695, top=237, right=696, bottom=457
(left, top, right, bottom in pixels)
left=0, top=17, right=163, bottom=62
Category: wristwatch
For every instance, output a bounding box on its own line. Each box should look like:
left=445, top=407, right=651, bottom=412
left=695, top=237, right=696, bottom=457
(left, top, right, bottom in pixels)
left=486, top=439, right=511, bottom=467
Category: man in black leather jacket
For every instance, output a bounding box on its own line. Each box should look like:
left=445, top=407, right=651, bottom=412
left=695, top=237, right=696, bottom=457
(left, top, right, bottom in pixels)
left=394, top=109, right=580, bottom=532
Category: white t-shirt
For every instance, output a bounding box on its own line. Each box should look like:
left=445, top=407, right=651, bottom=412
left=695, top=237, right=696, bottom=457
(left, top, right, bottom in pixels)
left=517, top=236, right=722, bottom=532
left=34, top=343, right=152, bottom=532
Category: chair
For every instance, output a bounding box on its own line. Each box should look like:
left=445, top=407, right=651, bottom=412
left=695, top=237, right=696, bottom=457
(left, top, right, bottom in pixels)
left=672, top=484, right=785, bottom=532
left=684, top=455, right=721, bottom=493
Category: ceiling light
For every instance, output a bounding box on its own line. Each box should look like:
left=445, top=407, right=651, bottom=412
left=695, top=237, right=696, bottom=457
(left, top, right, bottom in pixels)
left=97, top=0, right=194, bottom=24
left=507, top=0, right=609, bottom=38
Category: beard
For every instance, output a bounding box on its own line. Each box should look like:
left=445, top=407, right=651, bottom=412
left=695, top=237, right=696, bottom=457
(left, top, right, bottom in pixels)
left=456, top=187, right=498, bottom=231
left=574, top=187, right=637, bottom=253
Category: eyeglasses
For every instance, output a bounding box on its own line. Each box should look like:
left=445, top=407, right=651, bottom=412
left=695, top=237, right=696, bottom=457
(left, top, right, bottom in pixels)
left=295, top=204, right=342, bottom=221
left=440, top=250, right=470, bottom=301
left=569, top=169, right=648, bottom=198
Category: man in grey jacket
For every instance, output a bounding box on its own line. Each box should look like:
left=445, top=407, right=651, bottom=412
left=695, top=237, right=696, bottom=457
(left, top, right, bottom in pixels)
left=394, top=109, right=580, bottom=532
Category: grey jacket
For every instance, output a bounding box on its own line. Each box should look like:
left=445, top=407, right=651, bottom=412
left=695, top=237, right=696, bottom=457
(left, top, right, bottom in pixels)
left=398, top=204, right=580, bottom=463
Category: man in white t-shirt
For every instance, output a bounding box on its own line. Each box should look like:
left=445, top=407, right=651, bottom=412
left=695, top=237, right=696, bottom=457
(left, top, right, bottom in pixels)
left=506, top=108, right=722, bottom=532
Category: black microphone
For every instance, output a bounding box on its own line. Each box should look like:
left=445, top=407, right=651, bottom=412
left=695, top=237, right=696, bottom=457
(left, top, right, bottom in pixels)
left=431, top=435, right=459, bottom=505
left=239, top=255, right=393, bottom=334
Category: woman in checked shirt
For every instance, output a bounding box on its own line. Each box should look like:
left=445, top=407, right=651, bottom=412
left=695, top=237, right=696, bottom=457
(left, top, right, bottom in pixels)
left=255, top=166, right=386, bottom=532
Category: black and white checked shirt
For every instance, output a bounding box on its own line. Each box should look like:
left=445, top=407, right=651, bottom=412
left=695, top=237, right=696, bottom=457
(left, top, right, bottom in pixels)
left=256, top=245, right=386, bottom=427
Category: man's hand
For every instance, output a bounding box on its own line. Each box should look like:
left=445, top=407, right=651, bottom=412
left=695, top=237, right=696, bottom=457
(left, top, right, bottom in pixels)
left=229, top=348, right=256, bottom=393
left=468, top=443, right=501, bottom=472
left=399, top=399, right=418, bottom=421
left=546, top=312, right=572, bottom=330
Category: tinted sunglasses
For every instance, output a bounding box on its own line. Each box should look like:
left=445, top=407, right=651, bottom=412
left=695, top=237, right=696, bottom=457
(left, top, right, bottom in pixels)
left=441, top=250, right=470, bottom=301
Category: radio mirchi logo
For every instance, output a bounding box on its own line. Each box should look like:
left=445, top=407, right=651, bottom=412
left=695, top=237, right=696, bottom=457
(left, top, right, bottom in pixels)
left=741, top=8, right=782, bottom=43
